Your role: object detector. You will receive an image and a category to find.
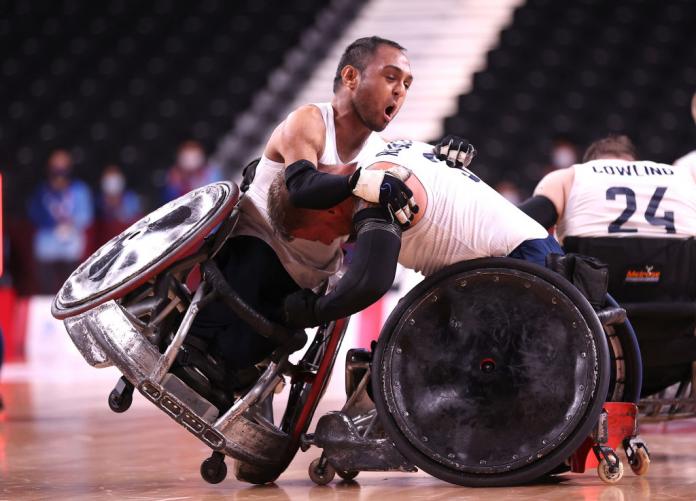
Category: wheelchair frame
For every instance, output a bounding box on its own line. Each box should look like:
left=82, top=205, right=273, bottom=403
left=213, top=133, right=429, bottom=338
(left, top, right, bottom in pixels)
left=626, top=302, right=696, bottom=422
left=57, top=184, right=352, bottom=483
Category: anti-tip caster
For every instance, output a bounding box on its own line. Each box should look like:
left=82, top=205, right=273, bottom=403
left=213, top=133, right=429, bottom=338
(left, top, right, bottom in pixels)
left=201, top=451, right=227, bottom=484
left=108, top=376, right=134, bottom=413
left=309, top=457, right=335, bottom=486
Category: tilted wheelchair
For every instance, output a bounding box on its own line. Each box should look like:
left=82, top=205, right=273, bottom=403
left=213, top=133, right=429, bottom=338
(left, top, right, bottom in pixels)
left=53, top=181, right=650, bottom=487
left=565, top=236, right=696, bottom=422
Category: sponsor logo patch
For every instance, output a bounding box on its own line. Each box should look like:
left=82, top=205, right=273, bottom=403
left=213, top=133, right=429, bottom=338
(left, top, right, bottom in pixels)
left=625, top=265, right=661, bottom=283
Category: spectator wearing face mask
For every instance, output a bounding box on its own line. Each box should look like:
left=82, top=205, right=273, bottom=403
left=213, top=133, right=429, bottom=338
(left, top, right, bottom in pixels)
left=494, top=180, right=523, bottom=204
left=28, top=149, right=94, bottom=294
left=162, top=140, right=223, bottom=202
left=95, top=164, right=143, bottom=247
left=544, top=137, right=579, bottom=175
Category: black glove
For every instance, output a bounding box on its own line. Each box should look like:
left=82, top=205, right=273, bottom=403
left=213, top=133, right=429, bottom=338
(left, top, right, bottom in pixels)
left=378, top=172, right=419, bottom=228
left=350, top=167, right=419, bottom=229
left=282, top=288, right=320, bottom=328
left=434, top=135, right=477, bottom=169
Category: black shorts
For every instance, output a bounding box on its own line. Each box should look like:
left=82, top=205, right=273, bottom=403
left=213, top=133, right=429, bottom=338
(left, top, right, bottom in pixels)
left=190, top=235, right=301, bottom=370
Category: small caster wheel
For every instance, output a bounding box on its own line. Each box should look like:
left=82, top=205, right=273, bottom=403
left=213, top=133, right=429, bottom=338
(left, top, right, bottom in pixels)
left=630, top=446, right=650, bottom=476
left=598, top=457, right=624, bottom=484
left=308, top=457, right=335, bottom=485
left=201, top=452, right=227, bottom=484
left=337, top=470, right=359, bottom=481
left=108, top=377, right=134, bottom=413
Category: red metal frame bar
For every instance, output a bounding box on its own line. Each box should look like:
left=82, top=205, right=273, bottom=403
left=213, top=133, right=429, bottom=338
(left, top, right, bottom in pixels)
left=291, top=317, right=349, bottom=440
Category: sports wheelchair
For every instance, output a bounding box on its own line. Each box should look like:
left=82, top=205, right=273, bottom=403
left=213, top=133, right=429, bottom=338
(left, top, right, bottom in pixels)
left=54, top=182, right=649, bottom=487
left=565, top=236, right=696, bottom=422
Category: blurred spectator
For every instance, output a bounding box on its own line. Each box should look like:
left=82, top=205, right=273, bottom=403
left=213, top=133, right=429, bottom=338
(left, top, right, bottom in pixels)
left=28, top=149, right=93, bottom=294
left=674, top=92, right=696, bottom=168
left=95, top=164, right=143, bottom=247
left=494, top=180, right=523, bottom=204
left=162, top=140, right=223, bottom=202
left=543, top=137, right=579, bottom=175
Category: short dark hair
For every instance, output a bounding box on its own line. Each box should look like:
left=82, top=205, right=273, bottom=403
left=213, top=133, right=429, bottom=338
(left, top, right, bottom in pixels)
left=333, top=36, right=406, bottom=93
left=583, top=135, right=638, bottom=162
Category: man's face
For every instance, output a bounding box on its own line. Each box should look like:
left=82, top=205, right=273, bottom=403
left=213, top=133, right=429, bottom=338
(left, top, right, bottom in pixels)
left=351, top=45, right=413, bottom=132
left=290, top=163, right=356, bottom=244
left=177, top=146, right=205, bottom=172
left=291, top=198, right=355, bottom=245
left=47, top=150, right=73, bottom=190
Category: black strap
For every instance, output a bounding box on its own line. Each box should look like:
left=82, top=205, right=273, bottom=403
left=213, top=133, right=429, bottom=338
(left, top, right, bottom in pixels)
left=518, top=195, right=558, bottom=229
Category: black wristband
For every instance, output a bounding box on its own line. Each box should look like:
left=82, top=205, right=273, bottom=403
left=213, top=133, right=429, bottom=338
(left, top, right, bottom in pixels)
left=518, top=195, right=559, bottom=229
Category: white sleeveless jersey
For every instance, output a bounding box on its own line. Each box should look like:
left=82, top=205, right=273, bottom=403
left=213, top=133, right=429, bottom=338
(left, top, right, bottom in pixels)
left=358, top=140, right=548, bottom=277
left=235, top=102, right=385, bottom=289
left=557, top=159, right=696, bottom=241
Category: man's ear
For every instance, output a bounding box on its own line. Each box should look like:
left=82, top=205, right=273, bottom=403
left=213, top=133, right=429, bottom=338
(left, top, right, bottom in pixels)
left=341, top=65, right=360, bottom=90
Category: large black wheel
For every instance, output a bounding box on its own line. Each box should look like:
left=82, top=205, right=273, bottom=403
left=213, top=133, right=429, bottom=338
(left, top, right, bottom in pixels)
left=372, top=258, right=610, bottom=487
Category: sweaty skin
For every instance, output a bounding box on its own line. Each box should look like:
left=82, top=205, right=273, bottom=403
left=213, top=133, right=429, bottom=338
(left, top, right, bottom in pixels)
left=263, top=44, right=413, bottom=169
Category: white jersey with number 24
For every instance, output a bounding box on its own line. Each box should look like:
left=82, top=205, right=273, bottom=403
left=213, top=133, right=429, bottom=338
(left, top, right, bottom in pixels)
left=558, top=159, right=696, bottom=241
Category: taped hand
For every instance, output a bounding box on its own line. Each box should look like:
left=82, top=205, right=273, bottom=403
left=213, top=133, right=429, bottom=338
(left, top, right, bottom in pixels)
left=434, top=135, right=477, bottom=169
left=350, top=166, right=419, bottom=228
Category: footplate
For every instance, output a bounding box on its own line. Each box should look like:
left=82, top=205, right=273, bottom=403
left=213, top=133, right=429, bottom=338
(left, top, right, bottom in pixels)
left=309, top=411, right=416, bottom=473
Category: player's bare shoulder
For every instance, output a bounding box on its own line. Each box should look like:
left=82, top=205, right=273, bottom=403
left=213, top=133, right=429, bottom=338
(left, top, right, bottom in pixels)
left=282, top=105, right=325, bottom=139
left=266, top=104, right=326, bottom=163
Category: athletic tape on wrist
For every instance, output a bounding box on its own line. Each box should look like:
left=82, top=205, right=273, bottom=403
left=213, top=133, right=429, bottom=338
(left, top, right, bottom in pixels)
left=351, top=169, right=385, bottom=203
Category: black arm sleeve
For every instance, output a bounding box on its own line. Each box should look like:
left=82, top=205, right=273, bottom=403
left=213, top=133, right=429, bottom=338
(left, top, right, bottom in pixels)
left=518, top=195, right=559, bottom=229
left=285, top=159, right=355, bottom=209
left=313, top=208, right=401, bottom=322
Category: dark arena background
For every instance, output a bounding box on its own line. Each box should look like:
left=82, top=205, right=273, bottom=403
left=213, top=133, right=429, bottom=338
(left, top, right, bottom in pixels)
left=1, top=0, right=696, bottom=499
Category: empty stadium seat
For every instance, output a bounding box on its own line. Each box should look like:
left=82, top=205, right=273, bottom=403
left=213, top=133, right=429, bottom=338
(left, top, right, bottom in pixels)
left=442, top=0, right=696, bottom=193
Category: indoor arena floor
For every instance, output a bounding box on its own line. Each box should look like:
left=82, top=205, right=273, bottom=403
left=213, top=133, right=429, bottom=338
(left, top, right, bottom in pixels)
left=2, top=365, right=696, bottom=501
